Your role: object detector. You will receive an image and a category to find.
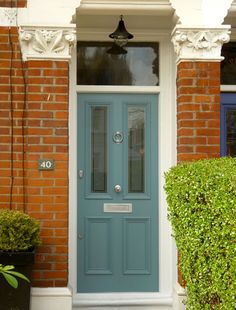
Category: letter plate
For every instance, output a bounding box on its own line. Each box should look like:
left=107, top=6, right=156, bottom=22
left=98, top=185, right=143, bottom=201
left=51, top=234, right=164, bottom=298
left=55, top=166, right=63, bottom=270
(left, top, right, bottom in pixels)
left=103, top=203, right=132, bottom=213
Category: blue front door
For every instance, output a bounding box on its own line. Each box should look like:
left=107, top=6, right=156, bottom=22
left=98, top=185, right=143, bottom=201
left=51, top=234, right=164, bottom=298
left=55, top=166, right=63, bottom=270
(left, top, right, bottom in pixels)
left=77, top=93, right=158, bottom=292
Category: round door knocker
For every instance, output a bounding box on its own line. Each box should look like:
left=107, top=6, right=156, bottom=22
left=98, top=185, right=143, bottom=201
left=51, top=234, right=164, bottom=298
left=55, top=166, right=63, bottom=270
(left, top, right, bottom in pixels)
left=114, top=184, right=122, bottom=193
left=113, top=131, right=124, bottom=144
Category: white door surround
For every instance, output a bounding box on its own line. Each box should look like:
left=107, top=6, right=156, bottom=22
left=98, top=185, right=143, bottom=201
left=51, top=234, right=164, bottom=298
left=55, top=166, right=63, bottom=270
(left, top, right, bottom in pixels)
left=69, top=9, right=177, bottom=308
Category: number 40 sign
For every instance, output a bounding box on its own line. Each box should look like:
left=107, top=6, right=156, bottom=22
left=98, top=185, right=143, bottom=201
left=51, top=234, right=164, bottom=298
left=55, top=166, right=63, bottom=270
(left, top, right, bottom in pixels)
left=38, top=159, right=55, bottom=171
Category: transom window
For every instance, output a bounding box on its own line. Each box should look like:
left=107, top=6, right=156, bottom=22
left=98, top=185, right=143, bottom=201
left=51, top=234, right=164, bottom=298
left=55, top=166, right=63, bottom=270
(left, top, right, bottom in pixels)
left=77, top=42, right=159, bottom=86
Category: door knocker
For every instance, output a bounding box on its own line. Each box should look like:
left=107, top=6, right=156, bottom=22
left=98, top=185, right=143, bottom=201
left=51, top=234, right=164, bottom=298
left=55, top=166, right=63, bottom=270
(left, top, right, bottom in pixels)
left=113, top=131, right=124, bottom=144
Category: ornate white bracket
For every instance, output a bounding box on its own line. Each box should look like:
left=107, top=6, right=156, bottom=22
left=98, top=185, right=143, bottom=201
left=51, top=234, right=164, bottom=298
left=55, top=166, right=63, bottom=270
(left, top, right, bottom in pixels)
left=19, top=25, right=76, bottom=61
left=172, top=25, right=231, bottom=63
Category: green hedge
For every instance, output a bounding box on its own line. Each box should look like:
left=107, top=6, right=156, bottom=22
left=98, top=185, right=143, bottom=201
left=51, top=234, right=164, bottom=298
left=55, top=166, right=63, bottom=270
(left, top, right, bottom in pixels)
left=0, top=209, right=41, bottom=251
left=164, top=157, right=236, bottom=310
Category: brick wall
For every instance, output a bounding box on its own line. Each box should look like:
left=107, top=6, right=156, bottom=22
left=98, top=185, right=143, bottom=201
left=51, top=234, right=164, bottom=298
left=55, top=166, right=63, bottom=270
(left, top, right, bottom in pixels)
left=177, top=62, right=221, bottom=162
left=0, top=26, right=69, bottom=287
left=0, top=0, right=27, bottom=7
left=0, top=27, right=25, bottom=210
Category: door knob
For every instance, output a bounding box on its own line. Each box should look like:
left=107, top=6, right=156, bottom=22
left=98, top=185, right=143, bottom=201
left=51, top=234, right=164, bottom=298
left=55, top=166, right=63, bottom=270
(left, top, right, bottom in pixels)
left=114, top=184, right=122, bottom=193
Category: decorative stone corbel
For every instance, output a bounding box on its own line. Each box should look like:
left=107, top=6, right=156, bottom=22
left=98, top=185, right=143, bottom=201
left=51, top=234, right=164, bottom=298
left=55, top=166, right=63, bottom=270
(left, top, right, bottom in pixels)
left=171, top=25, right=231, bottom=63
left=19, top=25, right=76, bottom=61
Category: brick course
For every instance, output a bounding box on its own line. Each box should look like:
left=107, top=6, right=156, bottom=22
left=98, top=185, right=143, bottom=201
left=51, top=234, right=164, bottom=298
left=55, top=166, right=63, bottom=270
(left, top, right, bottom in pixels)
left=177, top=62, right=221, bottom=163
left=0, top=26, right=69, bottom=287
left=0, top=0, right=27, bottom=7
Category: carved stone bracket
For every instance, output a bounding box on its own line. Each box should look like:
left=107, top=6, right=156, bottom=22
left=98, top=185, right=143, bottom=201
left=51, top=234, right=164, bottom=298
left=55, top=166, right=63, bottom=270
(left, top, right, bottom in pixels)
left=172, top=25, right=231, bottom=63
left=19, top=25, right=76, bottom=61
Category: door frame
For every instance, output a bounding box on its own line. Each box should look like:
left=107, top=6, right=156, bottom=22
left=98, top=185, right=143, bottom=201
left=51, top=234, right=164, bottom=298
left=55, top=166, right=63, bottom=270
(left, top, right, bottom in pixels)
left=68, top=32, right=177, bottom=308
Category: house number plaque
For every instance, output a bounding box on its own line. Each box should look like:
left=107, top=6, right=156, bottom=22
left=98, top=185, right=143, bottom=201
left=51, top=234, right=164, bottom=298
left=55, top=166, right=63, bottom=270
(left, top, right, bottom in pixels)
left=38, top=159, right=55, bottom=171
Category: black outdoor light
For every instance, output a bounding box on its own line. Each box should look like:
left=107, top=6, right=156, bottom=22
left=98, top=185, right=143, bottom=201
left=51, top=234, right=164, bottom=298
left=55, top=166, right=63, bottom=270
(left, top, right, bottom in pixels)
left=109, top=15, right=134, bottom=47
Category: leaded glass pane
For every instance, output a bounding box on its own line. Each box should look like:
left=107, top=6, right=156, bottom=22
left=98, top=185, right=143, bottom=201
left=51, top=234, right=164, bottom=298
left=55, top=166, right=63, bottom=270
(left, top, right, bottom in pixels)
left=128, top=107, right=145, bottom=193
left=91, top=106, right=107, bottom=192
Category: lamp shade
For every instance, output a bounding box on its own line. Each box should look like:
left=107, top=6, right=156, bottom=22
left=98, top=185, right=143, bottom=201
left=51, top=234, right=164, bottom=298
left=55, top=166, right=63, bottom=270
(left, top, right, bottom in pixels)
left=109, top=15, right=133, bottom=47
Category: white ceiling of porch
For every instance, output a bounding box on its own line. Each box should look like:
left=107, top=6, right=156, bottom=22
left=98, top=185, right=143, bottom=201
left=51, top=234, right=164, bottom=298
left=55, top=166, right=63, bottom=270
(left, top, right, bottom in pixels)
left=75, top=0, right=176, bottom=37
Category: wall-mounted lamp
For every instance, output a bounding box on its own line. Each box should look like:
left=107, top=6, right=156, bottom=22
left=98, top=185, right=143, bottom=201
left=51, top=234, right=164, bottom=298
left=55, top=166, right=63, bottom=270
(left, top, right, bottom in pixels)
left=109, top=15, right=134, bottom=47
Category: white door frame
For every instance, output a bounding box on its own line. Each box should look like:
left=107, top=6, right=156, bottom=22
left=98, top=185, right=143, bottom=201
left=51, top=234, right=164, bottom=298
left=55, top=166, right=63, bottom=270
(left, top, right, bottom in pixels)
left=69, top=30, right=177, bottom=309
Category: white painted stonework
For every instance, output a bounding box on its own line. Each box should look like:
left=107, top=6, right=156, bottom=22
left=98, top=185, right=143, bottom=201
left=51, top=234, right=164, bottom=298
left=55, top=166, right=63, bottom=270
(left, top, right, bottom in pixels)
left=172, top=25, right=231, bottom=63
left=24, top=0, right=81, bottom=24
left=173, top=284, right=186, bottom=310
left=0, top=1, right=235, bottom=27
left=170, top=0, right=233, bottom=26
left=30, top=287, right=72, bottom=310
left=0, top=7, right=18, bottom=25
left=19, top=25, right=76, bottom=61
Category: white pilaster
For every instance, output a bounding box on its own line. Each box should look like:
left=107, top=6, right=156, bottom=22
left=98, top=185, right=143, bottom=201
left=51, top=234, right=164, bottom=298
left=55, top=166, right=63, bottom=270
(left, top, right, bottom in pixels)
left=19, top=25, right=76, bottom=61
left=170, top=0, right=233, bottom=26
left=25, top=0, right=81, bottom=24
left=171, top=25, right=231, bottom=63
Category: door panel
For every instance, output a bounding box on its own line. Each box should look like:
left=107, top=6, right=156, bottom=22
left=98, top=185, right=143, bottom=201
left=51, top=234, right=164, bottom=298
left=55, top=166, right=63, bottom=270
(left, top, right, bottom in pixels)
left=77, top=93, right=158, bottom=292
left=123, top=217, right=151, bottom=274
left=85, top=217, right=112, bottom=274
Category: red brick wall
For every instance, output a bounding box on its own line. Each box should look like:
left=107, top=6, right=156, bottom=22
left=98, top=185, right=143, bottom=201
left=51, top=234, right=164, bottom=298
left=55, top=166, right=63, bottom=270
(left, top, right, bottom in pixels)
left=177, top=62, right=221, bottom=163
left=0, top=27, right=25, bottom=210
left=0, top=0, right=27, bottom=7
left=27, top=60, right=69, bottom=287
left=0, top=27, right=69, bottom=287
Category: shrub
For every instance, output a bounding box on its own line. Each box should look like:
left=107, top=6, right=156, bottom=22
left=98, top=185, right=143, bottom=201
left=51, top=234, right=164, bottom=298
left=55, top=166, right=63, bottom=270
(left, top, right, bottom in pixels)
left=164, top=157, right=236, bottom=310
left=0, top=209, right=41, bottom=251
